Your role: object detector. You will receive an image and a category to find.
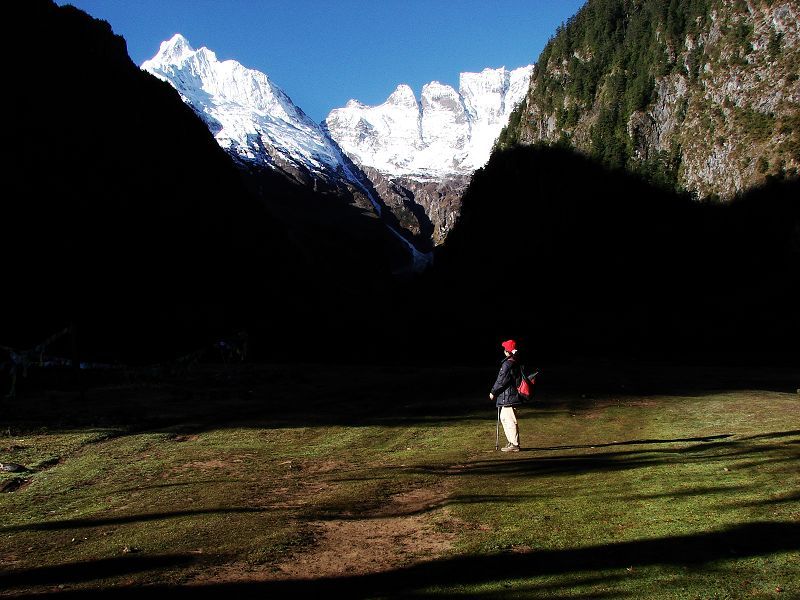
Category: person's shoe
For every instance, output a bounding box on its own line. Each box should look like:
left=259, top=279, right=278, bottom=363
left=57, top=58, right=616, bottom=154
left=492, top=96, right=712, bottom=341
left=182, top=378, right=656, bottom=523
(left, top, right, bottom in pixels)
left=501, top=444, right=520, bottom=452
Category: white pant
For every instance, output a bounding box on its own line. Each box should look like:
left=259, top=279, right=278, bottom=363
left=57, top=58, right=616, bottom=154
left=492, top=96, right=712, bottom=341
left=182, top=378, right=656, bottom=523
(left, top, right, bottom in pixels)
left=500, top=406, right=519, bottom=446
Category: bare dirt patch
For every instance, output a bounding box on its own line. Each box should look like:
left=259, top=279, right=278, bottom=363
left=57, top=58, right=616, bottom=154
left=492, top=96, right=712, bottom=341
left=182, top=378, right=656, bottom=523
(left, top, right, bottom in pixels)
left=191, top=481, right=456, bottom=584
left=183, top=460, right=230, bottom=470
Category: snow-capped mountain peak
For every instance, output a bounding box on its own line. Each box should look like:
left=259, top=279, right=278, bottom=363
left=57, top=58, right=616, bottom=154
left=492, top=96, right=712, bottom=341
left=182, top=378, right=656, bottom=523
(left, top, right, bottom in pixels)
left=325, top=64, right=533, bottom=179
left=387, top=84, right=420, bottom=109
left=140, top=34, right=533, bottom=257
left=141, top=34, right=347, bottom=179
left=150, top=33, right=195, bottom=66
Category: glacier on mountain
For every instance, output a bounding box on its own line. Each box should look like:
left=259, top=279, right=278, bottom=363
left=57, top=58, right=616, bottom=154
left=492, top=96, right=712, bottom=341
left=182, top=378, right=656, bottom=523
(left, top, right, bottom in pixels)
left=142, top=33, right=532, bottom=187
left=325, top=65, right=533, bottom=179
left=140, top=34, right=532, bottom=254
left=141, top=34, right=347, bottom=180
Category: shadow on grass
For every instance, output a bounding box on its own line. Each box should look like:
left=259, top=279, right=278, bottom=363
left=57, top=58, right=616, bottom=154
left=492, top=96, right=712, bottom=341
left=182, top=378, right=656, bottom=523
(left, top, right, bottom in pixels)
left=4, top=363, right=799, bottom=439
left=733, top=490, right=800, bottom=507
left=290, top=431, right=798, bottom=522
left=403, top=430, right=800, bottom=480
left=6, top=521, right=798, bottom=598
left=302, top=493, right=548, bottom=521
left=0, top=507, right=270, bottom=533
left=624, top=484, right=757, bottom=501
left=110, top=479, right=240, bottom=495
left=0, top=553, right=202, bottom=588
left=527, top=433, right=735, bottom=451
left=738, top=429, right=800, bottom=441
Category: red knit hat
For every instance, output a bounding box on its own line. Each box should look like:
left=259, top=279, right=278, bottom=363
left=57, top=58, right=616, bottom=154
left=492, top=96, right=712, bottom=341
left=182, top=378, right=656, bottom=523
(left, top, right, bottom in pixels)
left=501, top=339, right=517, bottom=353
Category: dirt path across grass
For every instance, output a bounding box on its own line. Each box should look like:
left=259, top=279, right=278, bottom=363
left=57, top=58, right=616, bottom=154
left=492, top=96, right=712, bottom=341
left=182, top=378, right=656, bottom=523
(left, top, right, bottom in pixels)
left=189, top=475, right=461, bottom=585
left=273, top=484, right=457, bottom=580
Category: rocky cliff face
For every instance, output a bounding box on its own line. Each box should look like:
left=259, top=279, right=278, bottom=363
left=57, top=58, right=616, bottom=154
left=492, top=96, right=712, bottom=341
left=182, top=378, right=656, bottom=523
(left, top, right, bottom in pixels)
left=359, top=166, right=469, bottom=247
left=504, top=0, right=799, bottom=200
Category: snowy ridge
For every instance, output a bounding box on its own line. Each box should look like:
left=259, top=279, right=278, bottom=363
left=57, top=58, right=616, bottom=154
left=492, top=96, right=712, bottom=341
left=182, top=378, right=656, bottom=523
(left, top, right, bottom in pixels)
left=141, top=34, right=532, bottom=184
left=141, top=34, right=345, bottom=179
left=140, top=34, right=531, bottom=263
left=325, top=65, right=533, bottom=179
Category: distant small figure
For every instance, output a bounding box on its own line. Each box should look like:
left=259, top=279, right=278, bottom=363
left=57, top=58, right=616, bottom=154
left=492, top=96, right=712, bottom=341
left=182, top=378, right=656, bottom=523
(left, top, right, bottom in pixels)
left=489, top=339, right=523, bottom=452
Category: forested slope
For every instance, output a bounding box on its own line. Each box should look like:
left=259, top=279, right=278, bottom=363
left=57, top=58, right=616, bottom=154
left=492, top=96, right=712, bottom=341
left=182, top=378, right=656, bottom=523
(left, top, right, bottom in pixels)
left=498, top=0, right=799, bottom=199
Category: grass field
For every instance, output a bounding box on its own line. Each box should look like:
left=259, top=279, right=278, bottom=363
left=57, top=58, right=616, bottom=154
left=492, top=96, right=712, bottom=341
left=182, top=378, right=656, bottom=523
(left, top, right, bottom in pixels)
left=1, top=362, right=798, bottom=598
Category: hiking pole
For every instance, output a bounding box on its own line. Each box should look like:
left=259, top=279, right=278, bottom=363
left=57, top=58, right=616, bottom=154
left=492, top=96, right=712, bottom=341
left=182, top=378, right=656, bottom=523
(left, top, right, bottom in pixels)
left=495, top=406, right=501, bottom=451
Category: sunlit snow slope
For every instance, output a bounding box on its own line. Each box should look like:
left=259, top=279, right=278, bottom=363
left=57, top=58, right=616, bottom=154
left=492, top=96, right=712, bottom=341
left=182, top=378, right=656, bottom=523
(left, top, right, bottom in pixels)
left=325, top=65, right=533, bottom=179
left=142, top=34, right=348, bottom=181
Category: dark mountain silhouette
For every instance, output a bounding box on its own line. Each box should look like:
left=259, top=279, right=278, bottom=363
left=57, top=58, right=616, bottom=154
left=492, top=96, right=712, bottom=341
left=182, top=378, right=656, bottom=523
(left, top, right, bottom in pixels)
left=434, top=145, right=800, bottom=364
left=2, top=0, right=407, bottom=364
left=2, top=1, right=797, bottom=372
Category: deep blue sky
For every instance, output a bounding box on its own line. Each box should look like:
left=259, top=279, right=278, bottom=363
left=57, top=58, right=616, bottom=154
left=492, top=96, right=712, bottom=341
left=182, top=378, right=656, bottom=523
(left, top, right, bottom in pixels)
left=57, top=0, right=586, bottom=123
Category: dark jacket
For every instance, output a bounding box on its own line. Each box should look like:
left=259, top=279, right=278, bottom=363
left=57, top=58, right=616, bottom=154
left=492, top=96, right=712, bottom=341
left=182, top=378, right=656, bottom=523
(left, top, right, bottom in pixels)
left=492, top=355, right=522, bottom=407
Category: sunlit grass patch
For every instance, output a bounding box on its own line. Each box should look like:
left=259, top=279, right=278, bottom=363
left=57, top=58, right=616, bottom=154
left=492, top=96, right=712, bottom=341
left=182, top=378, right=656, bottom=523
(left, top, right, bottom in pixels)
left=0, top=365, right=797, bottom=597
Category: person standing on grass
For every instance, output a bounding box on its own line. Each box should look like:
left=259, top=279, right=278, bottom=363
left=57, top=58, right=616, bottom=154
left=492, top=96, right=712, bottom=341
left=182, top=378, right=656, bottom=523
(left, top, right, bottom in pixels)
left=490, top=339, right=523, bottom=452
